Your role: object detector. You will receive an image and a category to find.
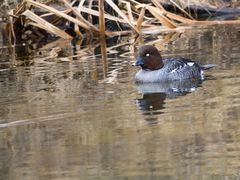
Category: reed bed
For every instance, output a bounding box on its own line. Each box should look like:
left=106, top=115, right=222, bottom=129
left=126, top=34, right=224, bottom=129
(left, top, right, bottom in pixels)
left=8, top=0, right=240, bottom=40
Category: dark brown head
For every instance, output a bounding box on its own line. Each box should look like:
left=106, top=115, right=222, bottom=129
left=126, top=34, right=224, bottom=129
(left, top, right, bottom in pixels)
left=133, top=45, right=164, bottom=70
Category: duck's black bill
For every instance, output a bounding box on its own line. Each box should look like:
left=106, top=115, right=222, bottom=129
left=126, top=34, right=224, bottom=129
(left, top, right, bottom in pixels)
left=132, top=57, right=144, bottom=66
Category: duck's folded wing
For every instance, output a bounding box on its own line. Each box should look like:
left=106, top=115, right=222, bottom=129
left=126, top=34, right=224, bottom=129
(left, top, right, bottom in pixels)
left=163, top=58, right=200, bottom=73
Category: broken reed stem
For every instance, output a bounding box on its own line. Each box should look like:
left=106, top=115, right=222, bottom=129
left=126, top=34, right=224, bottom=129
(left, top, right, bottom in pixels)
left=79, top=0, right=86, bottom=7
left=61, top=0, right=98, bottom=32
left=136, top=7, right=145, bottom=31
left=147, top=5, right=177, bottom=28
left=74, top=23, right=83, bottom=38
left=99, top=0, right=106, bottom=36
left=26, top=0, right=94, bottom=31
left=169, top=0, right=194, bottom=20
left=15, top=1, right=27, bottom=16
left=22, top=10, right=72, bottom=39
left=151, top=0, right=165, bottom=11
left=105, top=0, right=140, bottom=34
left=137, top=3, right=193, bottom=24
left=123, top=1, right=134, bottom=23
left=165, top=11, right=194, bottom=24
left=77, top=6, right=126, bottom=24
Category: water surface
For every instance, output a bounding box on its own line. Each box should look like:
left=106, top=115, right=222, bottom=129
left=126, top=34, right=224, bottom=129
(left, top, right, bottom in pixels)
left=0, top=24, right=240, bottom=179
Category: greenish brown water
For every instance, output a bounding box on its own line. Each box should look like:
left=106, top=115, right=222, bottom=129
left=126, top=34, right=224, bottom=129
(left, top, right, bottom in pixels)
left=0, top=24, right=240, bottom=179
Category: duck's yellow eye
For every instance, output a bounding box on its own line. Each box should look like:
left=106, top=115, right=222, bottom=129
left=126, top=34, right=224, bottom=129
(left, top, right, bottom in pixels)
left=146, top=53, right=150, bottom=57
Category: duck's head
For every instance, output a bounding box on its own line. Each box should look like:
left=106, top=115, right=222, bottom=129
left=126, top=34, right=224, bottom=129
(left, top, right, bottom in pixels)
left=133, top=45, right=164, bottom=70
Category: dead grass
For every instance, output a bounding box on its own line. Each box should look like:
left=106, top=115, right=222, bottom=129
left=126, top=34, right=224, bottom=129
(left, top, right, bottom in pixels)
left=7, top=0, right=240, bottom=40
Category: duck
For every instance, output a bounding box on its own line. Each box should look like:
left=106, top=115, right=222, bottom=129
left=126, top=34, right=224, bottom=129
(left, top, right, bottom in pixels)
left=133, top=45, right=215, bottom=83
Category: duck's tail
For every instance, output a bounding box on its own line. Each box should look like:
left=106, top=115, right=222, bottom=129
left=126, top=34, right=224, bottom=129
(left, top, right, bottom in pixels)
left=200, top=64, right=216, bottom=70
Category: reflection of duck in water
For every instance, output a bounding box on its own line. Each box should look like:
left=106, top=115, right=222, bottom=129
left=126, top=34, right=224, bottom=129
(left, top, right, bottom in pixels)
left=133, top=45, right=215, bottom=83
left=136, top=92, right=166, bottom=111
left=136, top=79, right=201, bottom=97
left=136, top=92, right=166, bottom=124
left=136, top=79, right=202, bottom=110
left=135, top=80, right=202, bottom=123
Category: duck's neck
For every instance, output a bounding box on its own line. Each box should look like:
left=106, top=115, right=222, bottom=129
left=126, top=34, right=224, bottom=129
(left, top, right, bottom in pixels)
left=150, top=56, right=164, bottom=70
left=154, top=62, right=164, bottom=70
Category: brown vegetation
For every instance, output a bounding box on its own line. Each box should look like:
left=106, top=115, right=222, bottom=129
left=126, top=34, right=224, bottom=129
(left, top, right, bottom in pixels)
left=5, top=0, right=240, bottom=41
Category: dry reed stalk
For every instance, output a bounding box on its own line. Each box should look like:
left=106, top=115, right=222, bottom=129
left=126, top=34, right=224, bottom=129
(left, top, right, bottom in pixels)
left=67, top=1, right=85, bottom=37
left=105, top=0, right=140, bottom=34
left=61, top=0, right=98, bottom=32
left=169, top=0, right=194, bottom=20
left=79, top=0, right=86, bottom=7
left=86, top=0, right=94, bottom=23
left=193, top=20, right=240, bottom=25
left=151, top=0, right=165, bottom=11
left=151, top=0, right=194, bottom=23
left=136, top=6, right=145, bottom=31
left=22, top=10, right=72, bottom=39
left=107, top=41, right=131, bottom=51
left=146, top=5, right=177, bottom=28
left=105, top=30, right=132, bottom=36
left=142, top=1, right=194, bottom=24
left=77, top=0, right=91, bottom=23
left=14, top=1, right=27, bottom=16
left=100, top=39, right=108, bottom=78
left=122, top=1, right=134, bottom=23
left=99, top=0, right=106, bottom=35
left=128, top=0, right=141, bottom=6
left=74, top=23, right=83, bottom=38
left=164, top=11, right=194, bottom=24
left=40, top=38, right=71, bottom=50
left=40, top=9, right=72, bottom=18
left=26, top=0, right=93, bottom=31
left=15, top=0, right=234, bottom=40
left=41, top=9, right=73, bottom=27
left=76, top=6, right=127, bottom=24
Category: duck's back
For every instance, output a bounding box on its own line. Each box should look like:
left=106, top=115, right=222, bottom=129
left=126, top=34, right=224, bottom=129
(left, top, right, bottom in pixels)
left=162, top=58, right=203, bottom=80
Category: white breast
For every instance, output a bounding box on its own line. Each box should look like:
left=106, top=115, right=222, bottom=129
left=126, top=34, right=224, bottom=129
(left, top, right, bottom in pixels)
left=135, top=69, right=165, bottom=83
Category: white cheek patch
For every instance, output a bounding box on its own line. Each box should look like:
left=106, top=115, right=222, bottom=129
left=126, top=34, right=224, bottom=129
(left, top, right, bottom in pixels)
left=146, top=53, right=150, bottom=57
left=187, top=62, right=195, bottom=66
